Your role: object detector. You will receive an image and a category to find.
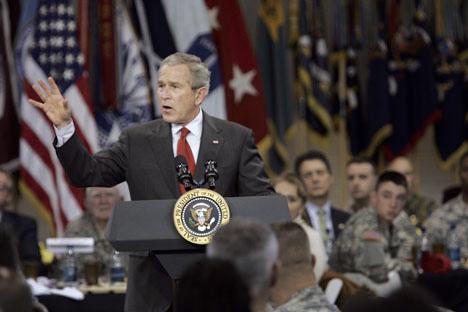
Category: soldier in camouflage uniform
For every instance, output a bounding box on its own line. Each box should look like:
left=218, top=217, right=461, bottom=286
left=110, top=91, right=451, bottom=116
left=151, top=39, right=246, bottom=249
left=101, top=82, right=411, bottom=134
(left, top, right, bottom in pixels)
left=330, top=171, right=417, bottom=283
left=388, top=157, right=438, bottom=228
left=271, top=222, right=339, bottom=312
left=64, top=186, right=123, bottom=276
left=424, top=151, right=468, bottom=260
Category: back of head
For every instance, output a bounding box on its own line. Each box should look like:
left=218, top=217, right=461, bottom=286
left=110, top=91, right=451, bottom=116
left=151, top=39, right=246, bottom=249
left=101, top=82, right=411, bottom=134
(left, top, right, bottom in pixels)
left=206, top=218, right=278, bottom=298
left=177, top=258, right=251, bottom=312
left=271, top=222, right=311, bottom=270
left=0, top=267, right=34, bottom=312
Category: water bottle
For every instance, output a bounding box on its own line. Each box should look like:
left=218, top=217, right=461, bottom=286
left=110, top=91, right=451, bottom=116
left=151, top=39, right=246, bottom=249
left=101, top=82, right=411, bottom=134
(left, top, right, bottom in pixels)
left=419, top=227, right=431, bottom=273
left=62, top=246, right=77, bottom=284
left=447, top=223, right=461, bottom=269
left=110, top=251, right=125, bottom=283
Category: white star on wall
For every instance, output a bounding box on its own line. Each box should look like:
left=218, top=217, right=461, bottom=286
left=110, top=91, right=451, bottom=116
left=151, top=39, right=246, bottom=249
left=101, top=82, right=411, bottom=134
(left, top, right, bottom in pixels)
left=229, top=64, right=258, bottom=103
left=207, top=6, right=220, bottom=30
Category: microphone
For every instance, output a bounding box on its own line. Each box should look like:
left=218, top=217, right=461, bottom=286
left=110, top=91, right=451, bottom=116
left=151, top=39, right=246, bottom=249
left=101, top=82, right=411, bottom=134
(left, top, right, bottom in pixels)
left=204, top=156, right=218, bottom=190
left=175, top=155, right=194, bottom=191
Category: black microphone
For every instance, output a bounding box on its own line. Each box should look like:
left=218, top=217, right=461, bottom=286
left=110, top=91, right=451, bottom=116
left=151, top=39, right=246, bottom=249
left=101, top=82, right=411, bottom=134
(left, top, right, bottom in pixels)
left=204, top=156, right=218, bottom=190
left=175, top=155, right=193, bottom=191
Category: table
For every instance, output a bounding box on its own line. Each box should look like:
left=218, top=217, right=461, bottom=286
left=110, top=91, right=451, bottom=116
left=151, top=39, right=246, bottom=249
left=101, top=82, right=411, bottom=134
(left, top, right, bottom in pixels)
left=38, top=293, right=125, bottom=312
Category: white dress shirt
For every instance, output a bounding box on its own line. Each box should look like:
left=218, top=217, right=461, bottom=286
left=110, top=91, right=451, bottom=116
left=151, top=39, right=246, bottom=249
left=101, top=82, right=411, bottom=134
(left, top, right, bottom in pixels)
left=305, top=200, right=335, bottom=244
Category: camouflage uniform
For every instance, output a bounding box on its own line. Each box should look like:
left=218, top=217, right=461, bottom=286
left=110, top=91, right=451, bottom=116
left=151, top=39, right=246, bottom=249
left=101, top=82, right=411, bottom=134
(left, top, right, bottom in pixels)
left=272, top=285, right=340, bottom=312
left=329, top=208, right=417, bottom=283
left=404, top=192, right=438, bottom=229
left=64, top=212, right=117, bottom=275
left=424, top=195, right=468, bottom=259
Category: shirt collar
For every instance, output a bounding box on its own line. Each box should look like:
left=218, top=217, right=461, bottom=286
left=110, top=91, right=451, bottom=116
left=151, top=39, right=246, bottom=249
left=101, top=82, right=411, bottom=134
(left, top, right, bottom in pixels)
left=306, top=200, right=331, bottom=213
left=171, top=109, right=203, bottom=138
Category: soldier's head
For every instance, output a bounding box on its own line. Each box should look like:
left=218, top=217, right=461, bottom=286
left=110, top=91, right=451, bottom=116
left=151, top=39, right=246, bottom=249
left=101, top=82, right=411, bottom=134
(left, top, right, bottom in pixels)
left=371, top=171, right=408, bottom=222
left=273, top=172, right=307, bottom=219
left=207, top=218, right=279, bottom=303
left=460, top=151, right=468, bottom=194
left=295, top=150, right=333, bottom=203
left=0, top=169, right=14, bottom=211
left=85, top=187, right=122, bottom=223
left=387, top=156, right=415, bottom=190
left=346, top=157, right=377, bottom=202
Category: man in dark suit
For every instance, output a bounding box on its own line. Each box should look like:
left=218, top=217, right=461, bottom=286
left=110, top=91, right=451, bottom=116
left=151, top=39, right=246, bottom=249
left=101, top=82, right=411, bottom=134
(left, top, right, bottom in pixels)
left=294, top=150, right=350, bottom=255
left=0, top=169, right=41, bottom=268
left=29, top=52, right=274, bottom=311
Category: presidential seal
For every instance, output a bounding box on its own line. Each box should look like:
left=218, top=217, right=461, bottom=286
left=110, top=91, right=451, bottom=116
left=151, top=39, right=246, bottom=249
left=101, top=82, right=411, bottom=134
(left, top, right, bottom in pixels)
left=173, top=188, right=230, bottom=245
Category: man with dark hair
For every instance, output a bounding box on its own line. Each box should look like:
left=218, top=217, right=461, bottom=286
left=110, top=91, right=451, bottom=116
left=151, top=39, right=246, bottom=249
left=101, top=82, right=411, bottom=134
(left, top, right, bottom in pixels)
left=294, top=150, right=350, bottom=254
left=387, top=156, right=437, bottom=228
left=330, top=171, right=417, bottom=284
left=270, top=222, right=339, bottom=312
left=0, top=169, right=41, bottom=269
left=424, top=151, right=468, bottom=261
left=346, top=157, right=377, bottom=213
left=30, top=52, right=273, bottom=311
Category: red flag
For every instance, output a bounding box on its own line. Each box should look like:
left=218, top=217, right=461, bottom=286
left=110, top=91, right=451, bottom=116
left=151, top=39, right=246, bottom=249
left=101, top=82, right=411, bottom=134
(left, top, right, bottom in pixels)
left=205, top=0, right=268, bottom=143
left=17, top=0, right=99, bottom=234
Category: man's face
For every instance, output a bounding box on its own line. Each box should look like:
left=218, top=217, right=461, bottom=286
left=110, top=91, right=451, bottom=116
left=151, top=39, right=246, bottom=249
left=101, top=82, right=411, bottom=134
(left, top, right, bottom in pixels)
left=388, top=157, right=414, bottom=190
left=0, top=172, right=12, bottom=209
left=347, top=163, right=375, bottom=201
left=460, top=156, right=468, bottom=192
left=274, top=180, right=304, bottom=219
left=157, top=64, right=206, bottom=125
left=298, top=159, right=333, bottom=200
left=86, top=187, right=121, bottom=222
left=372, top=181, right=407, bottom=222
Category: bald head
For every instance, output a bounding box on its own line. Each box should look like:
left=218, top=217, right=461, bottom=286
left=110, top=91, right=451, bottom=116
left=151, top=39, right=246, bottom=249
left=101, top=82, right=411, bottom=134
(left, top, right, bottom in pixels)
left=387, top=157, right=414, bottom=189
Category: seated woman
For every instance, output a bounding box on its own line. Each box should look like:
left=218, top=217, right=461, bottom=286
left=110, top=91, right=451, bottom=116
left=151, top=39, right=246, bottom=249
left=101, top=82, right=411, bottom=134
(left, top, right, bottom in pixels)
left=273, top=172, right=328, bottom=281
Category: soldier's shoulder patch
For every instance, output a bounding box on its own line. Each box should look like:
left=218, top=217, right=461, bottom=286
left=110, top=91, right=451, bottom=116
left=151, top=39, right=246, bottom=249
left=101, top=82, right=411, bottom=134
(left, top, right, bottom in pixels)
left=361, top=230, right=383, bottom=241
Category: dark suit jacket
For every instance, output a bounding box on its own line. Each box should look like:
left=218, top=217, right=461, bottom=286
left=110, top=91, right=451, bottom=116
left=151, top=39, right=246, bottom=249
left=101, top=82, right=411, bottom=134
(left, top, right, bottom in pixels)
left=302, top=206, right=350, bottom=240
left=1, top=211, right=41, bottom=265
left=56, top=112, right=274, bottom=312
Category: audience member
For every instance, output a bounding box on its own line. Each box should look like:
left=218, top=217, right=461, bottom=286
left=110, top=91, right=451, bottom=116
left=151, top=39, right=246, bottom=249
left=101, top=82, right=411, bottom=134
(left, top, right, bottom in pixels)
left=273, top=172, right=328, bottom=280
left=0, top=169, right=41, bottom=270
left=270, top=222, right=339, bottom=312
left=64, top=186, right=123, bottom=275
left=0, top=266, right=35, bottom=312
left=206, top=218, right=279, bottom=312
left=424, top=151, right=468, bottom=260
left=177, top=258, right=251, bottom=312
left=330, top=171, right=417, bottom=283
left=294, top=150, right=350, bottom=254
left=346, top=157, right=376, bottom=213
left=387, top=156, right=437, bottom=228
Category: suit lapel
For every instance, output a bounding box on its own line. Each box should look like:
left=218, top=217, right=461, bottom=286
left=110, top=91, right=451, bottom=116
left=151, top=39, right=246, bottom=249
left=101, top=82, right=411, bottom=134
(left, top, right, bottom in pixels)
left=146, top=121, right=179, bottom=197
left=195, top=113, right=224, bottom=182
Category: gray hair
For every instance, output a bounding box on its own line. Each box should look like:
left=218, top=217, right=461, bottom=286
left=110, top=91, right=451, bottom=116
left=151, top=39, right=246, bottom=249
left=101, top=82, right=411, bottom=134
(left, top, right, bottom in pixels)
left=206, top=218, right=279, bottom=297
left=160, top=52, right=211, bottom=90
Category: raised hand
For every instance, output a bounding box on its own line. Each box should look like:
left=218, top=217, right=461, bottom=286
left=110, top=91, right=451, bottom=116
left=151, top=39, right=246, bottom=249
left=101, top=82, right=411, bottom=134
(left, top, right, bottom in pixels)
left=28, top=77, right=72, bottom=128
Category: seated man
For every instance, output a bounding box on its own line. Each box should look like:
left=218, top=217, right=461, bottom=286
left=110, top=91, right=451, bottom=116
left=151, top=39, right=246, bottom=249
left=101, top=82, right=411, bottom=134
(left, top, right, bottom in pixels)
left=425, top=151, right=468, bottom=261
left=387, top=156, right=437, bottom=228
left=273, top=172, right=328, bottom=280
left=0, top=169, right=41, bottom=269
left=346, top=157, right=377, bottom=213
left=64, top=186, right=122, bottom=274
left=270, top=222, right=339, bottom=312
left=207, top=218, right=279, bottom=312
left=329, top=171, right=417, bottom=284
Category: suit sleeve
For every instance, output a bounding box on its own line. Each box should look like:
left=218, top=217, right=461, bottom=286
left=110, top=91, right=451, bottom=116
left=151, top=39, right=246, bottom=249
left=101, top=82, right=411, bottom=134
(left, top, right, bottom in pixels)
left=236, top=129, right=274, bottom=196
left=18, top=218, right=41, bottom=264
left=55, top=131, right=129, bottom=187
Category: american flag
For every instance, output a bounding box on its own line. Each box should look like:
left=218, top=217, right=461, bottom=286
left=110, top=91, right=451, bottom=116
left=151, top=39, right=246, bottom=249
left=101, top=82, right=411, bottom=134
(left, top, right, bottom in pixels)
left=17, top=0, right=98, bottom=235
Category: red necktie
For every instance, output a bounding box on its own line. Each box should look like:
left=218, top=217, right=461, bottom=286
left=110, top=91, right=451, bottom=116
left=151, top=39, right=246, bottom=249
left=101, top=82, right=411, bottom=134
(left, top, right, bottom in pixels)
left=177, top=127, right=195, bottom=194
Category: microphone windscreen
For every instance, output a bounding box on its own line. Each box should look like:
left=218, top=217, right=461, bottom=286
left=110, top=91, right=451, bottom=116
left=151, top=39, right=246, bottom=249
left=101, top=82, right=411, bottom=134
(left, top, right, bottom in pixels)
left=175, top=155, right=188, bottom=166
